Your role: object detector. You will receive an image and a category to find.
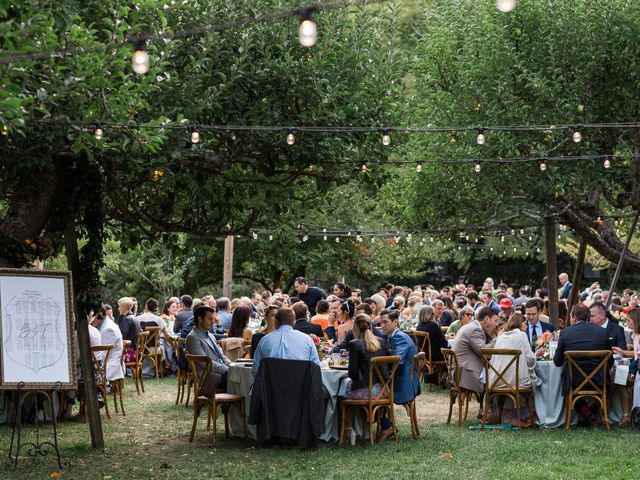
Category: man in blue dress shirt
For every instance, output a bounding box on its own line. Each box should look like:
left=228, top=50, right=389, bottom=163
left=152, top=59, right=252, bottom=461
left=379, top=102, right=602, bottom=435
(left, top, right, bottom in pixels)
left=252, top=307, right=320, bottom=377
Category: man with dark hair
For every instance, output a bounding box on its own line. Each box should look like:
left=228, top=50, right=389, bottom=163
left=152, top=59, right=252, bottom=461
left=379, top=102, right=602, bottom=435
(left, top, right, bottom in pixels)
left=252, top=307, right=319, bottom=376
left=590, top=302, right=626, bottom=349
left=524, top=298, right=555, bottom=352
left=292, top=301, right=324, bottom=337
left=452, top=306, right=498, bottom=394
left=553, top=305, right=613, bottom=425
left=136, top=297, right=172, bottom=342
left=481, top=291, right=500, bottom=314
left=186, top=305, right=231, bottom=392
left=173, top=294, right=193, bottom=334
left=467, top=291, right=482, bottom=314
left=293, top=277, right=326, bottom=316
left=386, top=286, right=404, bottom=308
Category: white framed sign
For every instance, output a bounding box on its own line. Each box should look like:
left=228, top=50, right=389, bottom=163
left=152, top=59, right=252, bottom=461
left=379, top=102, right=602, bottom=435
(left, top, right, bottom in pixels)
left=0, top=269, right=76, bottom=390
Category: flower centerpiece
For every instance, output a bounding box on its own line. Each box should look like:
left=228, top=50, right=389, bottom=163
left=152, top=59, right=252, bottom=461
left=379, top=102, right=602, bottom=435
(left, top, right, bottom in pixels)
left=535, top=331, right=554, bottom=360
left=310, top=333, right=323, bottom=357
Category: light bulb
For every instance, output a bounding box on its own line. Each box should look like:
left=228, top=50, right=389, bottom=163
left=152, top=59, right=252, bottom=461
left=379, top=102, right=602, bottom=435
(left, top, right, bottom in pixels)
left=511, top=229, right=516, bottom=236
left=361, top=162, right=367, bottom=173
left=416, top=162, right=423, bottom=173
left=2, top=125, right=8, bottom=136
left=252, top=231, right=258, bottom=240
left=298, top=19, right=317, bottom=47
left=476, top=132, right=485, bottom=145
left=269, top=235, right=273, bottom=241
left=131, top=43, right=150, bottom=75
left=539, top=161, right=547, bottom=172
left=474, top=162, right=481, bottom=173
left=572, top=130, right=582, bottom=143
left=382, top=131, right=391, bottom=146
left=323, top=235, right=327, bottom=241
left=191, top=129, right=200, bottom=144
left=371, top=237, right=376, bottom=243
left=335, top=237, right=340, bottom=243
left=604, top=159, right=611, bottom=169
left=94, top=125, right=103, bottom=140
left=496, top=0, right=516, bottom=13
left=302, top=235, right=309, bottom=242
left=286, top=131, right=295, bottom=145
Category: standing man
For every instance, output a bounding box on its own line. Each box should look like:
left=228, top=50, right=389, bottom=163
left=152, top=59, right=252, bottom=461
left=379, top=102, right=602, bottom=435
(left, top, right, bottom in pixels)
left=481, top=291, right=500, bottom=314
left=524, top=299, right=555, bottom=353
left=559, top=273, right=573, bottom=300
left=378, top=309, right=420, bottom=441
left=294, top=277, right=327, bottom=316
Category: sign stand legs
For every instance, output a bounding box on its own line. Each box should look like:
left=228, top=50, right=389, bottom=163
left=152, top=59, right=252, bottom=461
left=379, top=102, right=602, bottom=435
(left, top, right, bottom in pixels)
left=5, top=383, right=66, bottom=472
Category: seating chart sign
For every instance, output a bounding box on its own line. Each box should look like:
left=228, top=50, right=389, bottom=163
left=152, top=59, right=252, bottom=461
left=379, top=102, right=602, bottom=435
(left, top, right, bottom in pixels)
left=0, top=269, right=76, bottom=390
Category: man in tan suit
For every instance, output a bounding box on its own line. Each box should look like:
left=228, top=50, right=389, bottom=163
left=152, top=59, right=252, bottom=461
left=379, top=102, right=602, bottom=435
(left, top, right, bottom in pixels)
left=452, top=306, right=498, bottom=393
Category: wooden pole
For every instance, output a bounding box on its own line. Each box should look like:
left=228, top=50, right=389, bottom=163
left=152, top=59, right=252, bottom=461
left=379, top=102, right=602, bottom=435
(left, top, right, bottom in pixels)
left=606, top=210, right=640, bottom=309
left=544, top=217, right=560, bottom=329
left=567, top=238, right=588, bottom=315
left=223, top=235, right=234, bottom=298
left=65, top=222, right=104, bottom=449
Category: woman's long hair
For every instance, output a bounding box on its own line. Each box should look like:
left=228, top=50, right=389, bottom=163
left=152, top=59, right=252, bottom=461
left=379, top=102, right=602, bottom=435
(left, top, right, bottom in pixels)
left=353, top=314, right=379, bottom=353
left=228, top=306, right=251, bottom=338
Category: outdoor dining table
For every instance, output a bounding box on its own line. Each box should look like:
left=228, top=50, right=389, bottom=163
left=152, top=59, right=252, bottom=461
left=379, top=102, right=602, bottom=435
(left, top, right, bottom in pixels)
left=227, top=363, right=351, bottom=442
left=534, top=360, right=623, bottom=428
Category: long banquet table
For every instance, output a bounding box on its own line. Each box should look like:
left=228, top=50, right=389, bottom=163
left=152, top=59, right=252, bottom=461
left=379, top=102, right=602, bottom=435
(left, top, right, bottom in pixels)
left=534, top=360, right=623, bottom=428
left=227, top=363, right=350, bottom=442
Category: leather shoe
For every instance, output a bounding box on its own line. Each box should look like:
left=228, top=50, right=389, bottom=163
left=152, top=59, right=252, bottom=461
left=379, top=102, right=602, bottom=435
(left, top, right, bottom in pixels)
left=631, top=407, right=640, bottom=430
left=379, top=426, right=395, bottom=443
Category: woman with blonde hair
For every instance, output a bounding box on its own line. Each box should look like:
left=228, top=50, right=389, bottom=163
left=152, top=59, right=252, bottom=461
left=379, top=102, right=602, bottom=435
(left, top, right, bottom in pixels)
left=401, top=295, right=422, bottom=321
left=370, top=294, right=386, bottom=325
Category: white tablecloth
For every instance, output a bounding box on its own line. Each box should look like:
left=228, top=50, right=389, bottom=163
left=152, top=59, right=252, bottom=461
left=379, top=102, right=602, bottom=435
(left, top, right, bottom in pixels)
left=227, top=364, right=349, bottom=442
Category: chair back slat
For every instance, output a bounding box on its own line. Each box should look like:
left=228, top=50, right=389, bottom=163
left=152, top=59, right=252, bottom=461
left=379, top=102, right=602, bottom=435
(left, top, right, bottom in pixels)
left=480, top=348, right=521, bottom=395
left=565, top=350, right=612, bottom=394
left=185, top=354, right=213, bottom=398
left=441, top=348, right=461, bottom=389
left=142, top=325, right=160, bottom=349
left=369, top=355, right=401, bottom=402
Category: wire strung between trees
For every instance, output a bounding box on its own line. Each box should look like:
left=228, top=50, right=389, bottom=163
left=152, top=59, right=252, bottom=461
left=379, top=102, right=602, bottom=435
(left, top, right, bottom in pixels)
left=0, top=0, right=382, bottom=65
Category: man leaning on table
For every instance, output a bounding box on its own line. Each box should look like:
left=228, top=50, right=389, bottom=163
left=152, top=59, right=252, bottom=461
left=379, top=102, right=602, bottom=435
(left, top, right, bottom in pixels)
left=252, top=307, right=320, bottom=377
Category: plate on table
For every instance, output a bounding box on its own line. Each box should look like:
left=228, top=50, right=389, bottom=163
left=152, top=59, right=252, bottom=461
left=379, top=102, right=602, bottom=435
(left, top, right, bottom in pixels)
left=329, top=365, right=349, bottom=370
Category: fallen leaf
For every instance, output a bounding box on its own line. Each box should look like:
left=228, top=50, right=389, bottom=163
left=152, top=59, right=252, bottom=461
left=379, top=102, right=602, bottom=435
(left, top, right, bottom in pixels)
left=441, top=451, right=453, bottom=458
left=50, top=473, right=62, bottom=479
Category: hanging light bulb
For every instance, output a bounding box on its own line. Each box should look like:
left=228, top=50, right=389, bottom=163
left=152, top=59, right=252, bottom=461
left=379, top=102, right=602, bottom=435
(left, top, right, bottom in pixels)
left=416, top=161, right=423, bottom=173
left=539, top=159, right=547, bottom=172
left=511, top=228, right=516, bottom=236
left=572, top=125, right=582, bottom=143
left=496, top=0, right=516, bottom=13
left=604, top=158, right=611, bottom=169
left=335, top=237, right=340, bottom=243
left=286, top=129, right=295, bottom=145
left=1, top=125, right=8, bottom=136
left=94, top=123, right=104, bottom=140
left=131, top=40, right=150, bottom=75
left=381, top=129, right=391, bottom=146
left=269, top=234, right=273, bottom=241
left=519, top=229, right=525, bottom=235
left=474, top=162, right=481, bottom=173
left=360, top=162, right=367, bottom=174
left=190, top=126, right=200, bottom=144
left=297, top=8, right=317, bottom=47
left=323, top=235, right=328, bottom=241
left=302, top=234, right=309, bottom=242
left=371, top=236, right=376, bottom=243
left=476, top=129, right=486, bottom=145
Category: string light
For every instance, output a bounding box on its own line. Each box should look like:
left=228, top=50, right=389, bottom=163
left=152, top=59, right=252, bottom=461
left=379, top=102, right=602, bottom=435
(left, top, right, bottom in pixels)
left=94, top=123, right=103, bottom=140
left=323, top=235, right=328, bottom=241
left=335, top=237, right=340, bottom=243
left=604, top=158, right=611, bottom=169
left=539, top=159, right=547, bottom=172
left=296, top=7, right=317, bottom=47
left=252, top=231, right=258, bottom=240
left=190, top=126, right=200, bottom=144
left=360, top=161, right=367, bottom=174
left=474, top=162, right=481, bottom=173
left=572, top=125, right=582, bottom=143
left=302, top=234, right=309, bottom=242
left=131, top=41, right=150, bottom=75
left=496, top=0, right=516, bottom=12
left=416, top=161, right=423, bottom=173
left=476, top=128, right=486, bottom=145
left=2, top=125, right=8, bottom=136
left=269, top=234, right=273, bottom=241
left=381, top=129, right=391, bottom=146
left=286, top=128, right=295, bottom=145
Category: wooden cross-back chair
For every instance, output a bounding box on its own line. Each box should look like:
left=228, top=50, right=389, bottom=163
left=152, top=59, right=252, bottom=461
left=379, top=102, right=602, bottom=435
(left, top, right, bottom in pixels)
left=90, top=344, right=114, bottom=419
left=112, top=340, right=130, bottom=416
left=185, top=354, right=247, bottom=446
left=400, top=352, right=424, bottom=439
left=125, top=330, right=150, bottom=395
left=412, top=331, right=446, bottom=391
left=175, top=337, right=194, bottom=406
left=339, top=355, right=401, bottom=447
left=479, top=348, right=534, bottom=429
left=564, top=350, right=612, bottom=430
left=441, top=348, right=481, bottom=427
left=141, top=325, right=163, bottom=379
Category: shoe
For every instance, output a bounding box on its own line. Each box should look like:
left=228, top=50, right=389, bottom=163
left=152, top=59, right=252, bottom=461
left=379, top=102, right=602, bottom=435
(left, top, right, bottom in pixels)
left=631, top=407, right=640, bottom=430
left=619, top=413, right=631, bottom=427
left=379, top=426, right=395, bottom=443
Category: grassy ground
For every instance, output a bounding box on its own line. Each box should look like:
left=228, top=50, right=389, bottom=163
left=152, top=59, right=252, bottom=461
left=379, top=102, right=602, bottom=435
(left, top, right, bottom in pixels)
left=1, top=377, right=639, bottom=480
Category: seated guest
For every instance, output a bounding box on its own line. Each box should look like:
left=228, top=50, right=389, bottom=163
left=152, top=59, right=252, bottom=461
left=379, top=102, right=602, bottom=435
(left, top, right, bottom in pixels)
left=336, top=299, right=356, bottom=344
left=251, top=305, right=278, bottom=357
left=446, top=305, right=474, bottom=337
left=91, top=306, right=125, bottom=384
left=590, top=302, right=626, bottom=350
left=252, top=307, right=320, bottom=377
left=186, top=305, right=232, bottom=392
left=331, top=303, right=383, bottom=352
left=490, top=313, right=537, bottom=427
left=612, top=307, right=640, bottom=426
left=524, top=299, right=555, bottom=353
left=553, top=305, right=613, bottom=426
left=292, top=302, right=324, bottom=337
left=228, top=305, right=253, bottom=342
left=452, top=306, right=498, bottom=394
left=216, top=297, right=233, bottom=330
left=378, top=309, right=420, bottom=441
left=115, top=297, right=139, bottom=349
left=416, top=305, right=448, bottom=362
left=172, top=294, right=193, bottom=334
left=310, top=300, right=332, bottom=330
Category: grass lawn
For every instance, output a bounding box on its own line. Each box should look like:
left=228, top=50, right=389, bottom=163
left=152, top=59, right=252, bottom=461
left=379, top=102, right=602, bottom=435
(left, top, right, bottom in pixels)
left=1, top=377, right=639, bottom=480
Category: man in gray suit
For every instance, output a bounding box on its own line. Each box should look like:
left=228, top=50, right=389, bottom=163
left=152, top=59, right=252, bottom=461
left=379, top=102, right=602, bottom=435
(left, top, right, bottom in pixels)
left=186, top=305, right=232, bottom=392
left=451, top=306, right=498, bottom=393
